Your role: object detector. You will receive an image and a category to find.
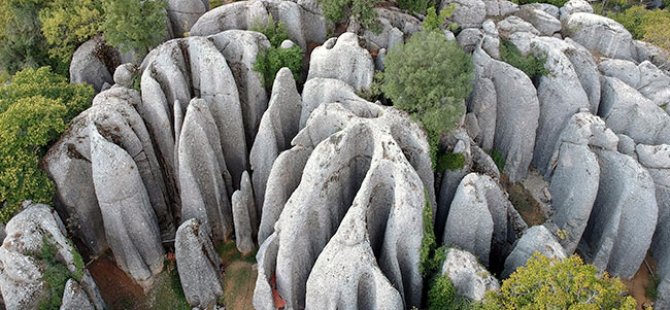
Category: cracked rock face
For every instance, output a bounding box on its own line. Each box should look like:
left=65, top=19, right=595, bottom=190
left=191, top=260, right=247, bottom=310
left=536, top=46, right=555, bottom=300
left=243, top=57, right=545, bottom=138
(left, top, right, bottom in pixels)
left=440, top=248, right=500, bottom=301
left=175, top=219, right=223, bottom=308
left=0, top=203, right=104, bottom=309
left=502, top=225, right=566, bottom=278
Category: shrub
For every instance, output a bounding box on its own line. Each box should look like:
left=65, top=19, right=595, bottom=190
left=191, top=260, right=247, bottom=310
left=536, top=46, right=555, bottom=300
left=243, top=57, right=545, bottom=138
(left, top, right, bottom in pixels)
left=318, top=0, right=380, bottom=31
left=499, top=40, right=549, bottom=80
left=37, top=236, right=76, bottom=310
left=437, top=152, right=466, bottom=172
left=101, top=0, right=168, bottom=55
left=490, top=149, right=506, bottom=172
left=252, top=18, right=304, bottom=90
left=39, top=0, right=103, bottom=65
left=398, top=0, right=433, bottom=14
left=382, top=30, right=473, bottom=163
left=423, top=5, right=457, bottom=31
left=428, top=275, right=477, bottom=310
left=0, top=0, right=63, bottom=74
left=606, top=6, right=648, bottom=39
left=482, top=253, right=637, bottom=309
left=604, top=6, right=670, bottom=52
left=0, top=67, right=94, bottom=223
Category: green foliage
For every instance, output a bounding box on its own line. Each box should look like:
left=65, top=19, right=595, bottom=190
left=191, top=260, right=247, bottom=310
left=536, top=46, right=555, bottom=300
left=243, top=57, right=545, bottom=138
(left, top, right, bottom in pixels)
left=317, top=0, right=381, bottom=30
left=39, top=0, right=103, bottom=65
left=647, top=273, right=660, bottom=300
left=490, top=149, right=505, bottom=172
left=420, top=192, right=438, bottom=277
left=252, top=18, right=304, bottom=90
left=210, top=0, right=226, bottom=9
left=398, top=0, right=433, bottom=14
left=602, top=6, right=670, bottom=52
left=423, top=5, right=456, bottom=31
left=428, top=275, right=477, bottom=310
left=383, top=31, right=473, bottom=165
left=0, top=0, right=65, bottom=75
left=71, top=245, right=85, bottom=281
left=437, top=152, right=466, bottom=172
left=36, top=236, right=74, bottom=310
left=606, top=6, right=648, bottom=39
left=0, top=67, right=93, bottom=223
left=357, top=71, right=385, bottom=102
left=482, top=253, right=637, bottom=309
left=500, top=40, right=548, bottom=80
left=153, top=262, right=190, bottom=310
left=101, top=0, right=168, bottom=55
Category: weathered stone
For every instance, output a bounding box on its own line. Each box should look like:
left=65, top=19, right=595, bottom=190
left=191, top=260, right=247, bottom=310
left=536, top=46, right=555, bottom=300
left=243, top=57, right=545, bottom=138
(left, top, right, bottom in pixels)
left=599, top=76, right=670, bottom=145
left=581, top=149, right=658, bottom=279
left=307, top=32, right=374, bottom=91
left=232, top=171, right=257, bottom=256
left=175, top=219, right=223, bottom=308
left=515, top=6, right=561, bottom=36
left=440, top=248, right=500, bottom=301
left=484, top=0, right=519, bottom=17
left=444, top=173, right=512, bottom=267
left=250, top=68, right=302, bottom=216
left=457, top=28, right=484, bottom=53
left=525, top=3, right=560, bottom=18
left=90, top=126, right=164, bottom=289
left=600, top=59, right=670, bottom=107
left=113, top=63, right=136, bottom=89
left=559, top=0, right=593, bottom=19
left=0, top=204, right=104, bottom=309
left=167, top=0, right=208, bottom=36
left=190, top=0, right=328, bottom=49
left=496, top=16, right=540, bottom=37
left=563, top=12, right=636, bottom=61
left=178, top=99, right=233, bottom=244
left=502, top=225, right=566, bottom=278
left=441, top=0, right=487, bottom=29
left=70, top=36, right=116, bottom=93
left=209, top=30, right=270, bottom=149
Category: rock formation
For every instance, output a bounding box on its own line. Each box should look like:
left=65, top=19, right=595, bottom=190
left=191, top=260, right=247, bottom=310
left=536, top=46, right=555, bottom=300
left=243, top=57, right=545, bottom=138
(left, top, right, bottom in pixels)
left=0, top=203, right=104, bottom=309
left=175, top=219, right=224, bottom=308
left=502, top=225, right=566, bottom=278
left=440, top=248, right=500, bottom=301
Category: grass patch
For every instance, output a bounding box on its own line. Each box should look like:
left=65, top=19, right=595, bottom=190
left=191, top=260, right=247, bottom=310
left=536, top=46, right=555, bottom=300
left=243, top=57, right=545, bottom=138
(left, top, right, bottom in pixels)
left=217, top=241, right=257, bottom=265
left=500, top=40, right=549, bottom=81
left=490, top=149, right=505, bottom=172
left=152, top=261, right=190, bottom=310
left=647, top=274, right=660, bottom=300
left=437, top=152, right=466, bottom=172
left=37, top=237, right=71, bottom=310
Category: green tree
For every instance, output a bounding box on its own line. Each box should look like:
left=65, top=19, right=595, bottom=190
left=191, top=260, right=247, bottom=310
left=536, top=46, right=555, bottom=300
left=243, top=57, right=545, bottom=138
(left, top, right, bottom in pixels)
left=317, top=0, right=381, bottom=30
left=382, top=30, right=473, bottom=163
left=482, top=254, right=637, bottom=309
left=0, top=67, right=94, bottom=223
left=39, top=0, right=104, bottom=65
left=0, top=0, right=63, bottom=75
left=101, top=0, right=168, bottom=56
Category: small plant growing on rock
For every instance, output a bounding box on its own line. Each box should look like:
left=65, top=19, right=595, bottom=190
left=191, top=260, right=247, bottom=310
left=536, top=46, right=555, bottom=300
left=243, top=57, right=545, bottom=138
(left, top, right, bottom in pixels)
left=252, top=17, right=304, bottom=90
left=499, top=40, right=549, bottom=81
left=318, top=0, right=381, bottom=31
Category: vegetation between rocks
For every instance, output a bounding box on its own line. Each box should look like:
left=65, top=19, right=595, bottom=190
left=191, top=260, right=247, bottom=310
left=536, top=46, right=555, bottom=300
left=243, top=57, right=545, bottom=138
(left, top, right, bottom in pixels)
left=499, top=40, right=549, bottom=81
left=602, top=5, right=670, bottom=52
left=252, top=17, right=304, bottom=90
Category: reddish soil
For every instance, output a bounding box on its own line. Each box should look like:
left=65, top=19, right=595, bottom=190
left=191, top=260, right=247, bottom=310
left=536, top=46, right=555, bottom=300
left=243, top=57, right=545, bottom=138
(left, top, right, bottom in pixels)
left=87, top=254, right=147, bottom=309
left=623, top=255, right=657, bottom=309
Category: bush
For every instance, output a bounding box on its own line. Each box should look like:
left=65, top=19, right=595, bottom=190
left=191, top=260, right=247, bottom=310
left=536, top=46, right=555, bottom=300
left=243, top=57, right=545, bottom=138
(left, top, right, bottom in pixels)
left=382, top=30, right=473, bottom=163
left=499, top=40, right=548, bottom=80
left=398, top=0, right=434, bottom=14
left=318, top=0, right=380, bottom=30
left=39, top=0, right=103, bottom=65
left=37, top=236, right=80, bottom=310
left=252, top=18, right=304, bottom=90
left=482, top=253, right=637, bottom=309
left=604, top=6, right=670, bottom=52
left=428, top=275, right=476, bottom=310
left=101, top=0, right=168, bottom=55
left=0, top=67, right=94, bottom=223
left=423, top=5, right=457, bottom=31
left=437, top=152, right=466, bottom=172
left=606, top=6, right=648, bottom=39
left=0, top=0, right=63, bottom=75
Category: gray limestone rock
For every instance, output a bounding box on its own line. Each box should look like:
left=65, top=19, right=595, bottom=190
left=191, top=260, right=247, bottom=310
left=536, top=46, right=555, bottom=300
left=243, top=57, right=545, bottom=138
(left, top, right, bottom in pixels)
left=457, top=28, right=484, bottom=53
left=441, top=0, right=487, bottom=29
left=300, top=77, right=367, bottom=128
left=599, top=76, right=670, bottom=145
left=559, top=0, right=593, bottom=19
left=657, top=277, right=670, bottom=310
left=91, top=126, right=164, bottom=289
left=484, top=0, right=519, bottom=17
left=563, top=12, right=636, bottom=61
left=250, top=68, right=302, bottom=217
left=178, top=99, right=234, bottom=243
left=515, top=6, right=561, bottom=36
left=307, top=32, right=374, bottom=91
left=470, top=47, right=539, bottom=182
left=547, top=112, right=617, bottom=253
left=232, top=171, right=257, bottom=256
left=525, top=3, right=560, bottom=18
left=167, top=0, right=208, bottom=36
left=440, top=248, right=500, bottom=301
left=496, top=16, right=541, bottom=37
left=502, top=225, right=566, bottom=278
left=70, top=36, right=116, bottom=93
left=581, top=149, right=658, bottom=279
left=599, top=59, right=670, bottom=107
left=175, top=219, right=224, bottom=308
left=190, top=0, right=328, bottom=49
left=209, top=30, right=271, bottom=150
left=113, top=63, right=137, bottom=89
left=443, top=173, right=512, bottom=267
left=0, top=204, right=104, bottom=310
